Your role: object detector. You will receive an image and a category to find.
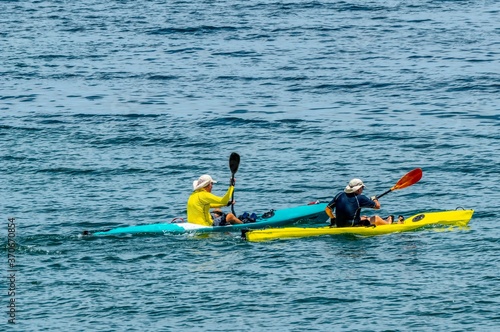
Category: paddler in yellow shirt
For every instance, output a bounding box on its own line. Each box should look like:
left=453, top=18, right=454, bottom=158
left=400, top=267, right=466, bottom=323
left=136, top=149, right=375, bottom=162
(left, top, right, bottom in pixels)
left=187, top=174, right=243, bottom=226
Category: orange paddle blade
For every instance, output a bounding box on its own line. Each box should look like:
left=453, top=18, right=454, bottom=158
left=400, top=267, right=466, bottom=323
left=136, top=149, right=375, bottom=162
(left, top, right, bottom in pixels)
left=392, top=168, right=423, bottom=190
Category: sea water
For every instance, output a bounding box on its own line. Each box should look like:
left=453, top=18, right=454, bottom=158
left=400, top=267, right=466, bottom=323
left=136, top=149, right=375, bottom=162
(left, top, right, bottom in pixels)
left=1, top=0, right=499, bottom=331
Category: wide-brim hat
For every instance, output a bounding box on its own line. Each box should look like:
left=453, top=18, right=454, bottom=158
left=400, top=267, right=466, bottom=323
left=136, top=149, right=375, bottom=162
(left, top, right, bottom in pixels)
left=344, top=178, right=366, bottom=194
left=193, top=174, right=217, bottom=191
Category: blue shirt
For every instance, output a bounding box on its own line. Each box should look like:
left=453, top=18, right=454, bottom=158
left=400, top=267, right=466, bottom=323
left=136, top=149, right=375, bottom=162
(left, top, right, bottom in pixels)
left=327, top=192, right=376, bottom=227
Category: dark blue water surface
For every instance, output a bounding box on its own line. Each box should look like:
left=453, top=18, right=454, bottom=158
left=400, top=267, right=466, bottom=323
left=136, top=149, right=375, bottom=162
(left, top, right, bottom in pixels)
left=1, top=0, right=499, bottom=331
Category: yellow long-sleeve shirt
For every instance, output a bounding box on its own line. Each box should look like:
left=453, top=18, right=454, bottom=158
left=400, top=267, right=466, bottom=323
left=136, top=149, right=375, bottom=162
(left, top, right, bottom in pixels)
left=187, top=186, right=234, bottom=226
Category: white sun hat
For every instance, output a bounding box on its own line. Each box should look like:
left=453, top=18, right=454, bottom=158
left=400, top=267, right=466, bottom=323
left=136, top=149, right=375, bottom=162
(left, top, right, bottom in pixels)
left=193, top=174, right=217, bottom=191
left=344, top=178, right=366, bottom=194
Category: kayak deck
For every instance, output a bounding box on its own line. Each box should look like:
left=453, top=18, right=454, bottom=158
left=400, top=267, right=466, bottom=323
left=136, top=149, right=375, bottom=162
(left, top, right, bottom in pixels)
left=243, top=209, right=474, bottom=242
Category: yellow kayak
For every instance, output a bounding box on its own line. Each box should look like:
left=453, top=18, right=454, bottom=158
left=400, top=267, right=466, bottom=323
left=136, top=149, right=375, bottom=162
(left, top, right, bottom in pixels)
left=243, top=209, right=474, bottom=242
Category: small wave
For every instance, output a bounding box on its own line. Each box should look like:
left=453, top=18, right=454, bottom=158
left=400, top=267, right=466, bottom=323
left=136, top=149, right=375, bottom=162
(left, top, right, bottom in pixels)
left=1, top=94, right=39, bottom=102
left=147, top=25, right=239, bottom=35
left=147, top=74, right=180, bottom=81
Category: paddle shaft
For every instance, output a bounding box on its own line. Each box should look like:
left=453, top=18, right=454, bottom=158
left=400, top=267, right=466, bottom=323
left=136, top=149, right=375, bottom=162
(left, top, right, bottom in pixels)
left=376, top=188, right=393, bottom=200
left=229, top=153, right=240, bottom=215
left=230, top=173, right=236, bottom=215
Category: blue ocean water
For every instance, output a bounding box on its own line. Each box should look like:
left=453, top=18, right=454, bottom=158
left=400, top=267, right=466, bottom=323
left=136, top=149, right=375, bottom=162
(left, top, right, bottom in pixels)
left=1, top=0, right=499, bottom=330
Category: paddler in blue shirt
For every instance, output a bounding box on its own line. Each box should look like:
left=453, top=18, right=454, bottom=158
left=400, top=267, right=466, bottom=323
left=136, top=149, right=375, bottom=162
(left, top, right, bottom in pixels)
left=187, top=174, right=243, bottom=226
left=325, top=178, right=395, bottom=227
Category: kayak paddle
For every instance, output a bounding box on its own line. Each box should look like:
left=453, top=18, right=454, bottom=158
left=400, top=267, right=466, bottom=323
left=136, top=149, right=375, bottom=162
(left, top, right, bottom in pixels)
left=229, top=152, right=240, bottom=215
left=376, top=168, right=423, bottom=199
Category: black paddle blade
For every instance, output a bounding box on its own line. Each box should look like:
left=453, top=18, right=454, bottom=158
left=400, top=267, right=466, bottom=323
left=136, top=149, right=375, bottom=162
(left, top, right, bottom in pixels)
left=229, top=152, right=240, bottom=174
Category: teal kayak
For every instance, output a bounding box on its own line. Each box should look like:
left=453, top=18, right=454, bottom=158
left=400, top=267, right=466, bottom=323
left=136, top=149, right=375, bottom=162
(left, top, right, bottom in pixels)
left=89, top=202, right=328, bottom=236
